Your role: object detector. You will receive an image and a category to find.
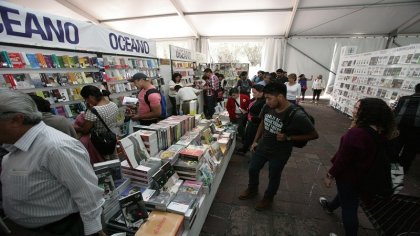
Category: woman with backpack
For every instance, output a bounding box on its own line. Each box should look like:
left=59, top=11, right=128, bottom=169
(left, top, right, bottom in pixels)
left=319, top=98, right=396, bottom=236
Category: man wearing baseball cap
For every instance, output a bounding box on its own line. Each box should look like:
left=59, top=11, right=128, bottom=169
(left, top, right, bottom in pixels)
left=128, top=73, right=162, bottom=125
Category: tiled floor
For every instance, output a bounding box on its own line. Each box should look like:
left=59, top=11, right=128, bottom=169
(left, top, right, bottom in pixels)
left=200, top=100, right=420, bottom=236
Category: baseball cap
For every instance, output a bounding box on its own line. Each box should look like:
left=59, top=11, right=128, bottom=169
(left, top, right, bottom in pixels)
left=128, top=73, right=149, bottom=82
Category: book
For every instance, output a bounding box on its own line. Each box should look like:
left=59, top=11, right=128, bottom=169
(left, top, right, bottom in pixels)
left=14, top=74, right=35, bottom=89
left=8, top=52, right=26, bottom=68
left=36, top=53, right=47, bottom=68
left=51, top=54, right=60, bottom=68
left=43, top=54, right=54, bottom=68
left=83, top=72, right=94, bottom=83
left=0, top=51, right=12, bottom=68
left=95, top=168, right=116, bottom=200
left=93, top=159, right=122, bottom=181
left=28, top=73, right=44, bottom=88
left=135, top=211, right=184, bottom=236
left=57, top=73, right=69, bottom=86
left=119, top=130, right=151, bottom=168
left=119, top=191, right=148, bottom=229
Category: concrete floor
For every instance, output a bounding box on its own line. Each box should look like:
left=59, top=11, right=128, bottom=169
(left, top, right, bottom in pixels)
left=200, top=99, right=420, bottom=236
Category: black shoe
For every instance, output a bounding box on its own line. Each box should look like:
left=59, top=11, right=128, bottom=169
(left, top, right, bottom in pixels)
left=319, top=197, right=334, bottom=214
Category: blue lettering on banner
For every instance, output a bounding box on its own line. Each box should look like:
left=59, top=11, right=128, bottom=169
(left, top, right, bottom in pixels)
left=0, top=5, right=79, bottom=44
left=108, top=32, right=150, bottom=54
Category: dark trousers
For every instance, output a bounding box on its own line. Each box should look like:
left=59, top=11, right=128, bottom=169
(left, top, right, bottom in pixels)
left=328, top=183, right=359, bottom=236
left=287, top=100, right=297, bottom=105
left=301, top=89, right=307, bottom=100
left=169, top=96, right=177, bottom=115
left=204, top=95, right=216, bottom=119
left=397, top=127, right=420, bottom=172
left=241, top=121, right=259, bottom=152
left=313, top=89, right=322, bottom=101
left=248, top=150, right=290, bottom=197
left=4, top=213, right=84, bottom=236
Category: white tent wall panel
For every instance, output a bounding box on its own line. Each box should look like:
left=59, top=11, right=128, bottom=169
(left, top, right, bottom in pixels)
left=401, top=22, right=420, bottom=34
left=178, top=0, right=292, bottom=12
left=186, top=12, right=290, bottom=36
left=104, top=16, right=194, bottom=39
left=393, top=36, right=420, bottom=47
left=291, top=6, right=420, bottom=36
left=299, top=0, right=420, bottom=8
left=4, top=0, right=91, bottom=22
left=67, top=0, right=177, bottom=20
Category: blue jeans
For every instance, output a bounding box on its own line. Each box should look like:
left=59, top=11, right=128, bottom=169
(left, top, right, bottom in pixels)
left=329, top=182, right=359, bottom=236
left=248, top=149, right=290, bottom=197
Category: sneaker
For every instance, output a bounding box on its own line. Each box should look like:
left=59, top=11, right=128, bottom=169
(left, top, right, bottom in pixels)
left=319, top=197, right=333, bottom=214
left=238, top=188, right=258, bottom=200
left=255, top=196, right=273, bottom=211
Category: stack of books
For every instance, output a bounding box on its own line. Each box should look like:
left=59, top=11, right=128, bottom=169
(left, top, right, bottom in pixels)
left=174, top=145, right=206, bottom=180
left=138, top=130, right=159, bottom=156
left=121, top=160, right=161, bottom=187
left=167, top=180, right=203, bottom=215
left=158, top=144, right=185, bottom=165
left=145, top=172, right=183, bottom=211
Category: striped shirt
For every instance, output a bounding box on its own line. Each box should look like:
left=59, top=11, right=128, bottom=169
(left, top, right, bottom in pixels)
left=1, top=122, right=104, bottom=235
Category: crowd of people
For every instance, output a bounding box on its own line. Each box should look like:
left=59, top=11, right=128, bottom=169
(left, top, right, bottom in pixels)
left=0, top=65, right=419, bottom=236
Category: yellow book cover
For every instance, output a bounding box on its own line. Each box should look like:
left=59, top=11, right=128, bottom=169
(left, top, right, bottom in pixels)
left=62, top=55, right=72, bottom=68
left=68, top=72, right=77, bottom=84
left=135, top=211, right=184, bottom=236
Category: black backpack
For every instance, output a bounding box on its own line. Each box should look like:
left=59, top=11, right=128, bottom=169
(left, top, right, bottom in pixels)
left=144, top=88, right=167, bottom=119
left=282, top=105, right=315, bottom=148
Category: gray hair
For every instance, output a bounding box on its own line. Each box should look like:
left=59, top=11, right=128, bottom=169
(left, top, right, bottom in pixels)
left=0, top=90, right=42, bottom=125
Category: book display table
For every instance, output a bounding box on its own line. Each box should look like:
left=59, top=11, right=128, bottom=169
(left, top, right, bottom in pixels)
left=182, top=138, right=235, bottom=236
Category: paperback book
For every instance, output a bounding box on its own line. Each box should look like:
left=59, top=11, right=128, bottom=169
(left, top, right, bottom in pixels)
left=119, top=191, right=149, bottom=229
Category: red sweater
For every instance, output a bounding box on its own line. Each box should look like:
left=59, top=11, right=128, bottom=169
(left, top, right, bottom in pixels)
left=329, top=127, right=383, bottom=187
left=226, top=94, right=250, bottom=122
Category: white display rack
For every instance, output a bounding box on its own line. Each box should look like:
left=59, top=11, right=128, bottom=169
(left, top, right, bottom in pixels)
left=330, top=44, right=420, bottom=116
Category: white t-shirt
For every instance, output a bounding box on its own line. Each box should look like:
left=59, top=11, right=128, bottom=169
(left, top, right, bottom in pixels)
left=312, top=79, right=324, bottom=90
left=285, top=82, right=301, bottom=101
left=168, top=80, right=182, bottom=97
left=176, top=87, right=201, bottom=104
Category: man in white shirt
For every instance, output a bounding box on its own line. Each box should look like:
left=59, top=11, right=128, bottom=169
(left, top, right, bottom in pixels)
left=175, top=85, right=201, bottom=115
left=0, top=90, right=105, bottom=236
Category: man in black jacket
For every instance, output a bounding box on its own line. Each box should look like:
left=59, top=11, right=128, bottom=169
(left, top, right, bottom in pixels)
left=394, top=83, right=420, bottom=172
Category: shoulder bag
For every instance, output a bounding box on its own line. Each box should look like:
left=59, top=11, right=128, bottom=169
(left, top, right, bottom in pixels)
left=90, top=108, right=117, bottom=155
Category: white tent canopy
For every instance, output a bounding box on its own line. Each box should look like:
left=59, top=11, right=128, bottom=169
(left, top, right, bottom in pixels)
left=5, top=0, right=420, bottom=39
left=3, top=0, right=420, bottom=92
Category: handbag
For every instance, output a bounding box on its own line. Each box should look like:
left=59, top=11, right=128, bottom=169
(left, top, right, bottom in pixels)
left=90, top=108, right=117, bottom=155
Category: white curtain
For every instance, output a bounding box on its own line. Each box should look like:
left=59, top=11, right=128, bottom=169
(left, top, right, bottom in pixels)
left=261, top=38, right=285, bottom=72
left=200, top=38, right=211, bottom=62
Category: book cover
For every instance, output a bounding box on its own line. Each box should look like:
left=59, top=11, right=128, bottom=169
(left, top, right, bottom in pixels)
left=95, top=168, right=116, bottom=200
left=43, top=54, right=54, bottom=68
left=71, top=55, right=80, bottom=68
left=62, top=55, right=71, bottom=68
left=74, top=72, right=86, bottom=84
left=83, top=72, right=94, bottom=83
left=119, top=131, right=151, bottom=168
left=35, top=53, right=47, bottom=68
left=8, top=52, right=26, bottom=68
left=135, top=211, right=184, bottom=236
left=79, top=56, right=88, bottom=68
left=94, top=158, right=121, bottom=175
left=57, top=73, right=69, bottom=86
left=57, top=55, right=65, bottom=68
left=41, top=73, right=60, bottom=87
left=14, top=74, right=35, bottom=89
left=119, top=191, right=148, bottom=229
left=2, top=74, right=17, bottom=89
left=51, top=54, right=60, bottom=68
left=0, top=51, right=12, bottom=68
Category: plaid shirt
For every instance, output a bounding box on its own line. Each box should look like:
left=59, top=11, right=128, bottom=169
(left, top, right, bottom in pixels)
left=206, top=74, right=219, bottom=96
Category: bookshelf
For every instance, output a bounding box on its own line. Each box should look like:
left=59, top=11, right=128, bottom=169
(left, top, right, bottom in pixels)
left=330, top=44, right=420, bottom=116
left=169, top=45, right=196, bottom=87
left=0, top=44, right=103, bottom=118
left=102, top=54, right=160, bottom=96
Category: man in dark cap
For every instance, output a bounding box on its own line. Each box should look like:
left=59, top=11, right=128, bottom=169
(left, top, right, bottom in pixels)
left=129, top=73, right=162, bottom=125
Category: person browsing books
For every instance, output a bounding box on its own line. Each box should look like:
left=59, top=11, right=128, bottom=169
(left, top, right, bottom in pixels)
left=129, top=72, right=162, bottom=125
left=238, top=82, right=318, bottom=210
left=0, top=90, right=106, bottom=236
left=29, top=94, right=78, bottom=139
left=174, top=85, right=201, bottom=115
left=75, top=85, right=119, bottom=160
left=203, top=68, right=219, bottom=119
left=168, top=73, right=183, bottom=115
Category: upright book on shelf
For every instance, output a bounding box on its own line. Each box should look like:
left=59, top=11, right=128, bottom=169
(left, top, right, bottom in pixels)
left=119, top=191, right=148, bottom=229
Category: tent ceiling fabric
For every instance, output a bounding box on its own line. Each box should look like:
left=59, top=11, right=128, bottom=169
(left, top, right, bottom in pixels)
left=4, top=0, right=420, bottom=39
